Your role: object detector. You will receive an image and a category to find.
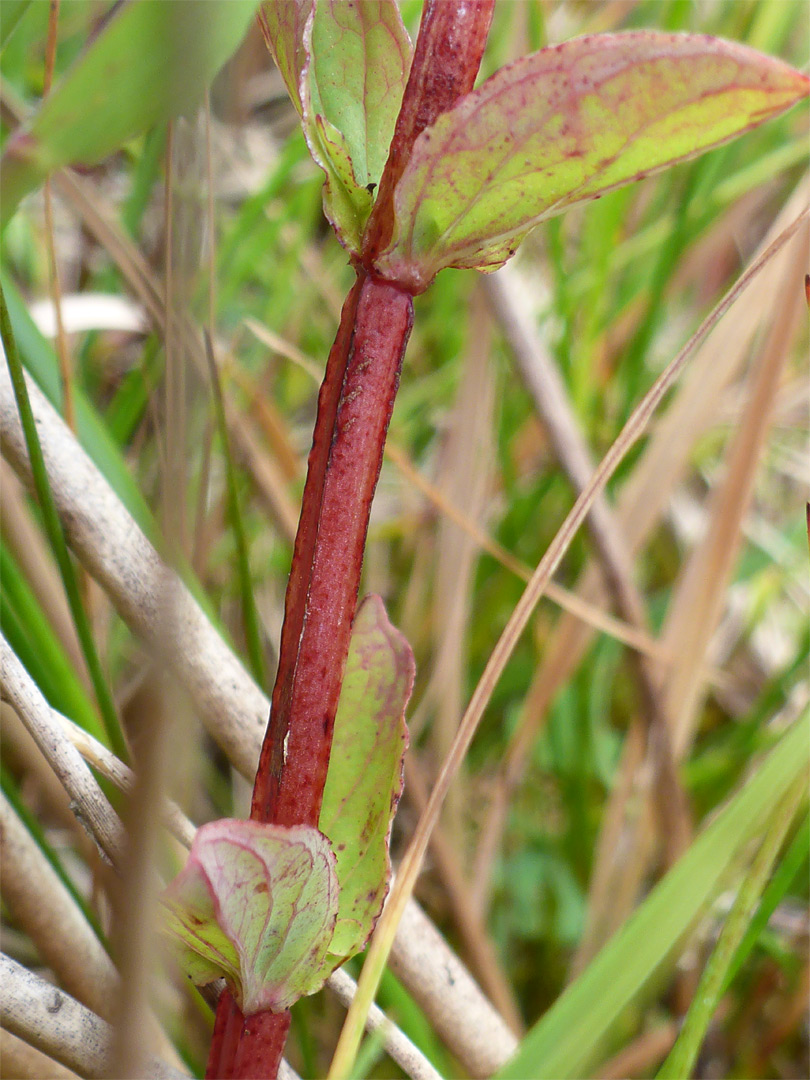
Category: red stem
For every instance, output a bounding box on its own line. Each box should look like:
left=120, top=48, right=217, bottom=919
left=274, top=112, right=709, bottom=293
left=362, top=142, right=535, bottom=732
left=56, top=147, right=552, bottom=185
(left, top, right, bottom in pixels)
left=362, top=0, right=495, bottom=266
left=251, top=275, right=413, bottom=827
left=207, top=4, right=495, bottom=1077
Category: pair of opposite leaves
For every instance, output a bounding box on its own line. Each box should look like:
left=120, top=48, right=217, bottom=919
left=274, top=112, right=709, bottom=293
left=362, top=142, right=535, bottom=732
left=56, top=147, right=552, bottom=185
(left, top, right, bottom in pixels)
left=264, top=0, right=808, bottom=292
left=163, top=597, right=412, bottom=1014
left=164, top=2, right=808, bottom=1016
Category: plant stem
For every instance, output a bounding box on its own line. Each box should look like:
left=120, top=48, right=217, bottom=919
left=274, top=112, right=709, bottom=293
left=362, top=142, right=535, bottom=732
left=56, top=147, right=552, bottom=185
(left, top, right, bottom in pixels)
left=208, top=4, right=496, bottom=1076
left=208, top=274, right=413, bottom=1078
left=362, top=0, right=495, bottom=265
left=250, top=274, right=413, bottom=827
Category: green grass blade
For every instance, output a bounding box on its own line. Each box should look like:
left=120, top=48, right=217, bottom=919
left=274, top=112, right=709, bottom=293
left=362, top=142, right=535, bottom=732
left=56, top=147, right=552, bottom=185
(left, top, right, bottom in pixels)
left=0, top=282, right=127, bottom=761
left=1, top=0, right=259, bottom=226
left=718, top=808, right=809, bottom=998
left=0, top=0, right=31, bottom=50
left=496, top=712, right=810, bottom=1079
left=658, top=773, right=807, bottom=1079
left=0, top=540, right=105, bottom=743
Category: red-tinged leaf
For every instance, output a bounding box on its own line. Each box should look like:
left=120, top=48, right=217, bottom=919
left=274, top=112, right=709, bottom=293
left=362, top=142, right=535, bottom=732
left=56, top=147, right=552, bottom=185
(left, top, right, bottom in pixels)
left=319, top=595, right=413, bottom=964
left=261, top=0, right=412, bottom=251
left=162, top=820, right=338, bottom=1014
left=372, top=32, right=810, bottom=291
left=260, top=0, right=312, bottom=118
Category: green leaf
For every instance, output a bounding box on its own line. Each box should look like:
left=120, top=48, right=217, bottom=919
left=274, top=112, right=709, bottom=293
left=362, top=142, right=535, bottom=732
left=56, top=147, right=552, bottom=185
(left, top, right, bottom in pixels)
left=262, top=0, right=412, bottom=251
left=496, top=712, right=810, bottom=1080
left=658, top=774, right=807, bottom=1080
left=162, top=820, right=338, bottom=1015
left=308, top=0, right=412, bottom=189
left=1, top=0, right=258, bottom=227
left=319, top=595, right=413, bottom=963
left=373, top=31, right=810, bottom=291
left=162, top=597, right=411, bottom=1012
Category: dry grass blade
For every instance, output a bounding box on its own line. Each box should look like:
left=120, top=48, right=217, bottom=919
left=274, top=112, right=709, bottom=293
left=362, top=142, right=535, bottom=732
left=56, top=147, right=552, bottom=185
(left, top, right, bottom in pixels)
left=386, top=439, right=670, bottom=658
left=53, top=705, right=196, bottom=848
left=404, top=752, right=524, bottom=1035
left=0, top=458, right=89, bottom=684
left=578, top=201, right=810, bottom=964
left=662, top=230, right=809, bottom=756
left=326, top=968, right=443, bottom=1080
left=0, top=634, right=123, bottom=864
left=332, top=205, right=809, bottom=1075
left=473, top=181, right=810, bottom=914
left=387, top=898, right=518, bottom=1078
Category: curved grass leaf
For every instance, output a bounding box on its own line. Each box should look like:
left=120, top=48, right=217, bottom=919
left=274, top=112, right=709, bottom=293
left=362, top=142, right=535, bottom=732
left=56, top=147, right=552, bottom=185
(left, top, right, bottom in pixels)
left=162, top=820, right=339, bottom=1015
left=319, top=595, right=413, bottom=963
left=1, top=0, right=258, bottom=227
left=496, top=712, right=810, bottom=1079
left=261, top=0, right=411, bottom=250
left=374, top=32, right=810, bottom=290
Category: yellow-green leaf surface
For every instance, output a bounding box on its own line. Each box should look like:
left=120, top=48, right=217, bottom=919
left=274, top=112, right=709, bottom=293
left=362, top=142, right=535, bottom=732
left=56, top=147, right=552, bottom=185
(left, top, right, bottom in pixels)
left=162, top=820, right=338, bottom=1015
left=1, top=0, right=258, bottom=227
left=262, top=0, right=412, bottom=251
left=308, top=0, right=411, bottom=189
left=319, top=595, right=413, bottom=964
left=496, top=712, right=810, bottom=1080
left=374, top=31, right=810, bottom=291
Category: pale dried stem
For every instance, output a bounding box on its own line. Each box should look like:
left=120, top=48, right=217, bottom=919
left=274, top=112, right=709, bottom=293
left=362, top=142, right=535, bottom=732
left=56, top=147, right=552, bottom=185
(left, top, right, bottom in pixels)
left=0, top=358, right=515, bottom=1072
left=0, top=954, right=188, bottom=1080
left=0, top=634, right=123, bottom=864
left=0, top=790, right=118, bottom=1018
left=0, top=361, right=268, bottom=777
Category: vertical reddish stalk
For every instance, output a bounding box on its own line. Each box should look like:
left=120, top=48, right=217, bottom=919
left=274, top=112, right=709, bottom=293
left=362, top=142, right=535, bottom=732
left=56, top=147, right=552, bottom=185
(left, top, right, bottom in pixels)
left=363, top=0, right=495, bottom=264
left=208, top=3, right=495, bottom=1077
left=251, top=275, right=414, bottom=828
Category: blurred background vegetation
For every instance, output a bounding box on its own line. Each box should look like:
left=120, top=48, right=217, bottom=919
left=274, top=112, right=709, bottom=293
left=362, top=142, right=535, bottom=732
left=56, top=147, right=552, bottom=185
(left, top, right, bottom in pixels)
left=1, top=2, right=807, bottom=1078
